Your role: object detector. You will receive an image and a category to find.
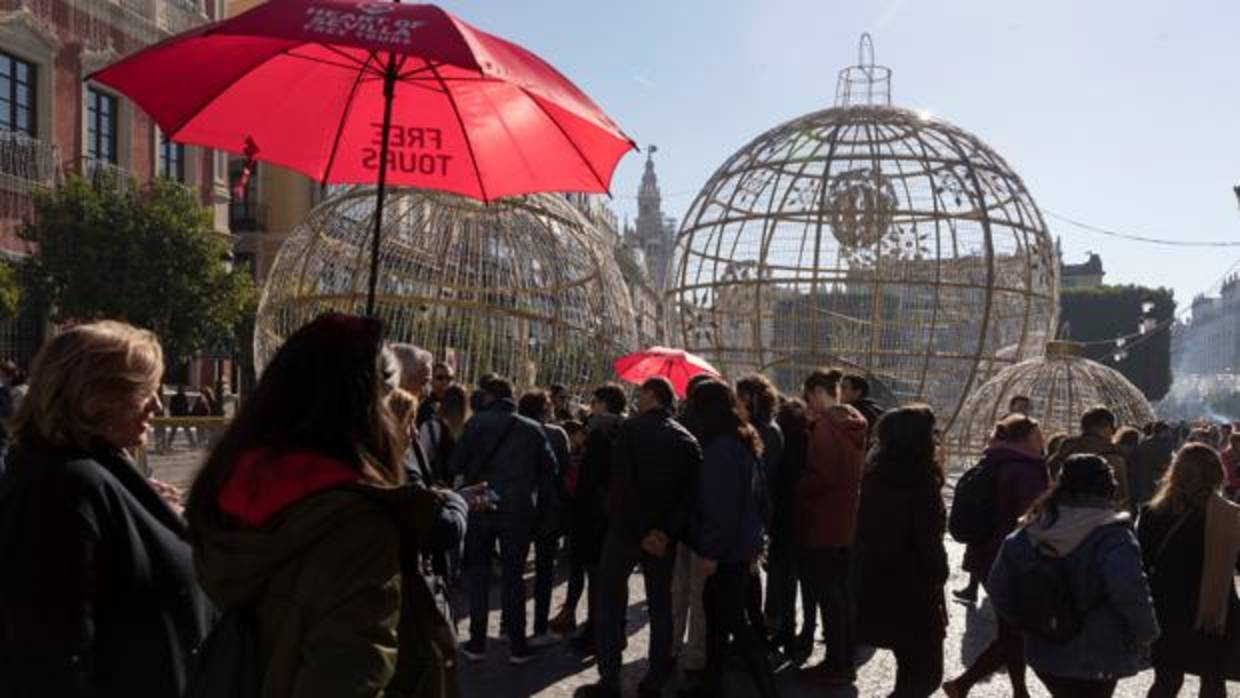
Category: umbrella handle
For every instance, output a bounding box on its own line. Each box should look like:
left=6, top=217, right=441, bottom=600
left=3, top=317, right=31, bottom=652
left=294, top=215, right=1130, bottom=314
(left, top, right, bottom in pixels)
left=366, top=52, right=399, bottom=317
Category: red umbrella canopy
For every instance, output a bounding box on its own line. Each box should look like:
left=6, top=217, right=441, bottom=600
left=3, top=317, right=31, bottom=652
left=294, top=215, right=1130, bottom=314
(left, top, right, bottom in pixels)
left=89, top=0, right=635, bottom=200
left=614, top=346, right=722, bottom=398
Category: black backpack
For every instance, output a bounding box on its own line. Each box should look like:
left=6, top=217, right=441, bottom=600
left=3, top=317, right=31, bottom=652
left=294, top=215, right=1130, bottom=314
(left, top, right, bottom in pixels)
left=948, top=458, right=1000, bottom=545
left=182, top=609, right=261, bottom=698
left=1006, top=536, right=1095, bottom=644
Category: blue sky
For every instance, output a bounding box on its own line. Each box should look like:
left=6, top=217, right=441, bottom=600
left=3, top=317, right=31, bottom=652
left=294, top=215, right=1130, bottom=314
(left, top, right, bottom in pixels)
left=449, top=0, right=1240, bottom=310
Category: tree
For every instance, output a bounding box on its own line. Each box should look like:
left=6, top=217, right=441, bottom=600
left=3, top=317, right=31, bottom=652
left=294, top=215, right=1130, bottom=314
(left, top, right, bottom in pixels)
left=1059, top=284, right=1176, bottom=402
left=20, top=176, right=255, bottom=367
left=0, top=260, right=22, bottom=320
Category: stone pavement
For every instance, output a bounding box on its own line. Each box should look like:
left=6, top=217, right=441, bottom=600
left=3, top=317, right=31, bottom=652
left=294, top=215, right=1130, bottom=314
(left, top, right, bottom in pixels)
left=148, top=449, right=1222, bottom=697
left=448, top=539, right=1212, bottom=698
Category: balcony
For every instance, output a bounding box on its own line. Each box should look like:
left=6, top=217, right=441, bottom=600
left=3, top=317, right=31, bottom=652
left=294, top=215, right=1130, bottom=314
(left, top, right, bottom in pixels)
left=75, top=157, right=134, bottom=191
left=0, top=0, right=212, bottom=44
left=157, top=0, right=211, bottom=34
left=0, top=131, right=59, bottom=192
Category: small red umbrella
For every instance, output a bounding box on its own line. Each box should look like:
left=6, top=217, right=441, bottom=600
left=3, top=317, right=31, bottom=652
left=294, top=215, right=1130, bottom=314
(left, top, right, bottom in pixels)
left=89, top=0, right=634, bottom=314
left=614, top=346, right=722, bottom=398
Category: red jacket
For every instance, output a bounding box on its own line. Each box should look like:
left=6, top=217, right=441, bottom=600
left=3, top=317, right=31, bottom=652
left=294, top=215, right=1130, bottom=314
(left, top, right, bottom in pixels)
left=795, top=405, right=868, bottom=549
left=1224, top=448, right=1240, bottom=494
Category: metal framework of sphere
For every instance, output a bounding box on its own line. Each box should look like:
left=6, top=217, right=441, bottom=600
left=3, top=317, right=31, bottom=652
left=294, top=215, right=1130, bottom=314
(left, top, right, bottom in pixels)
left=666, top=37, right=1058, bottom=426
left=947, top=341, right=1155, bottom=468
left=255, top=187, right=638, bottom=392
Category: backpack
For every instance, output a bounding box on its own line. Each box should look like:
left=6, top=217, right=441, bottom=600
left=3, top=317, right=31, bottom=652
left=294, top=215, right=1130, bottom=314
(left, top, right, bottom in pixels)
left=182, top=609, right=261, bottom=698
left=1005, top=537, right=1091, bottom=644
left=948, top=457, right=1000, bottom=545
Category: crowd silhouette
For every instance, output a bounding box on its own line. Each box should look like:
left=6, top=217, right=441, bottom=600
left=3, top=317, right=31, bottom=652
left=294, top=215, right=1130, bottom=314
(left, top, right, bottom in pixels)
left=0, top=314, right=1238, bottom=698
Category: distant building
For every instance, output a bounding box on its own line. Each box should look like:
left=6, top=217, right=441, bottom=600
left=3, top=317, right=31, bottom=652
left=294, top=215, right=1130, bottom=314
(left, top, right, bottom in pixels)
left=1174, top=276, right=1240, bottom=375
left=1061, top=252, right=1105, bottom=289
left=627, top=147, right=676, bottom=291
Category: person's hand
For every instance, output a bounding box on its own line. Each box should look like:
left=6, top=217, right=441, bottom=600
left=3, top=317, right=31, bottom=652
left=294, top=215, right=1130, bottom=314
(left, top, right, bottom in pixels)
left=458, top=482, right=497, bottom=512
left=148, top=478, right=184, bottom=515
left=641, top=530, right=670, bottom=558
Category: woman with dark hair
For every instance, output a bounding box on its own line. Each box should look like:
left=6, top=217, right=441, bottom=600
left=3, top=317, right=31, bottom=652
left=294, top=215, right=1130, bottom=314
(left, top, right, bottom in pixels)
left=1138, top=444, right=1240, bottom=698
left=0, top=321, right=212, bottom=697
left=186, top=313, right=467, bottom=698
left=945, top=414, right=1049, bottom=698
left=988, top=454, right=1159, bottom=698
left=855, top=405, right=949, bottom=697
left=683, top=380, right=778, bottom=698
left=736, top=374, right=782, bottom=643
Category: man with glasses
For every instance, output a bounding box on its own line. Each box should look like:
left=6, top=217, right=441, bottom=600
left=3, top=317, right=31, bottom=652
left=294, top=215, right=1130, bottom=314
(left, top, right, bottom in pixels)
left=418, top=361, right=456, bottom=427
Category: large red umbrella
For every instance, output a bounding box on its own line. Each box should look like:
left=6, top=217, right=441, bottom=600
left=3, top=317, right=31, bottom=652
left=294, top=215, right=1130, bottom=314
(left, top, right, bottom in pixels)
left=89, top=0, right=634, bottom=314
left=614, top=346, right=722, bottom=398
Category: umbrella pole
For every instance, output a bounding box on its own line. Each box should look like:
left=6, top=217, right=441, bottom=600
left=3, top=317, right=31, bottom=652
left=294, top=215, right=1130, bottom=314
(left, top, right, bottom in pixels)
left=366, top=52, right=399, bottom=317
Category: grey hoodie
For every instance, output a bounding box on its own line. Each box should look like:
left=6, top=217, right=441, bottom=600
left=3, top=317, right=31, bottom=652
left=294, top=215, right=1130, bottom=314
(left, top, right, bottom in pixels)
left=1026, top=504, right=1130, bottom=557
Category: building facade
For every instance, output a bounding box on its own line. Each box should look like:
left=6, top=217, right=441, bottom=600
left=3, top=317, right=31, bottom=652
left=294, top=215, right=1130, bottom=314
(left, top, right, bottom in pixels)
left=1173, top=276, right=1240, bottom=375
left=0, top=0, right=229, bottom=361
left=1060, top=251, right=1106, bottom=289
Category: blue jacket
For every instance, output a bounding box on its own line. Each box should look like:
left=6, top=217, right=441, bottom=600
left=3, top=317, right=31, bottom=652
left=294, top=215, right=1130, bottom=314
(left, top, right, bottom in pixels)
left=988, top=503, right=1159, bottom=680
left=690, top=434, right=766, bottom=564
left=448, top=398, right=557, bottom=518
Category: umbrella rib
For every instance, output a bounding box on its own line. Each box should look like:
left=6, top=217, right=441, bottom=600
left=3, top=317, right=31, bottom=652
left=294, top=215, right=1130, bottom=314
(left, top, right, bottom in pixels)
left=427, top=61, right=488, bottom=202
left=319, top=51, right=379, bottom=186
left=525, top=94, right=613, bottom=195
left=279, top=49, right=371, bottom=74
left=396, top=59, right=445, bottom=81
left=317, top=43, right=377, bottom=73
left=393, top=75, right=449, bottom=95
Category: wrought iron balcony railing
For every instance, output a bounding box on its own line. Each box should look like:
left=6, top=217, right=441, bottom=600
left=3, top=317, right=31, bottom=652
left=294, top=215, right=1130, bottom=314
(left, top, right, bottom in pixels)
left=0, top=131, right=59, bottom=190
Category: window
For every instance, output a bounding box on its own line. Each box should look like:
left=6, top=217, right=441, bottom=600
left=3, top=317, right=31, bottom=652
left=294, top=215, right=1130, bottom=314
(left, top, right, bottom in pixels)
left=0, top=52, right=36, bottom=136
left=86, top=88, right=118, bottom=163
left=160, top=135, right=185, bottom=181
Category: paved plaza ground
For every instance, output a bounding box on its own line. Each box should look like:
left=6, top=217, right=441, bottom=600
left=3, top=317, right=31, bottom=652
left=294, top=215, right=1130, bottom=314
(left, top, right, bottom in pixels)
left=149, top=447, right=1225, bottom=697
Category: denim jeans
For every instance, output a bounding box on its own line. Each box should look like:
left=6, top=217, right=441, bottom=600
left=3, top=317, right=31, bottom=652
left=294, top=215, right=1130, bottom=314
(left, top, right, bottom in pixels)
left=464, top=512, right=532, bottom=652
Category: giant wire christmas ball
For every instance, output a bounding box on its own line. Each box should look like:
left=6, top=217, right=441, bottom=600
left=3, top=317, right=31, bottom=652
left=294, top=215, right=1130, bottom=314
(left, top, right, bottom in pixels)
left=946, top=341, right=1156, bottom=469
left=255, top=186, right=638, bottom=392
left=666, top=36, right=1057, bottom=427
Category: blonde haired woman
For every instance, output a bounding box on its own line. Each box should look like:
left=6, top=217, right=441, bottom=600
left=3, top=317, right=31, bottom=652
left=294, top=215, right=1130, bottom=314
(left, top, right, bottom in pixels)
left=1137, top=444, right=1240, bottom=698
left=0, top=321, right=212, bottom=697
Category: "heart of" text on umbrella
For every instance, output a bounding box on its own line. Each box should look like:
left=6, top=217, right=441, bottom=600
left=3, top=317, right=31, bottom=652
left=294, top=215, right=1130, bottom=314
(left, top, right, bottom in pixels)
left=303, top=7, right=426, bottom=46
left=361, top=123, right=453, bottom=176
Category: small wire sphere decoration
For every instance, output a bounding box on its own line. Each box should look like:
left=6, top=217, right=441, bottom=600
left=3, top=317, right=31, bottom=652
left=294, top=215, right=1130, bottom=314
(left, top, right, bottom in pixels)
left=945, top=341, right=1156, bottom=469
left=666, top=36, right=1058, bottom=426
left=255, top=186, right=639, bottom=391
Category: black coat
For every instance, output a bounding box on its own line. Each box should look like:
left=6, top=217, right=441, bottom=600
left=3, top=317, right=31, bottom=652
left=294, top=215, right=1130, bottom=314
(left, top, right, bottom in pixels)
left=1131, top=435, right=1175, bottom=507
left=1137, top=504, right=1240, bottom=676
left=606, top=407, right=702, bottom=545
left=0, top=442, right=213, bottom=697
left=855, top=463, right=949, bottom=650
left=572, top=413, right=623, bottom=564
left=770, top=415, right=807, bottom=544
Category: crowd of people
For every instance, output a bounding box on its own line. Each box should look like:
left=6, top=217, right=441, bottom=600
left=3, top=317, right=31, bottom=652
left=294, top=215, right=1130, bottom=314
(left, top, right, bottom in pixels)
left=0, top=313, right=1237, bottom=698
